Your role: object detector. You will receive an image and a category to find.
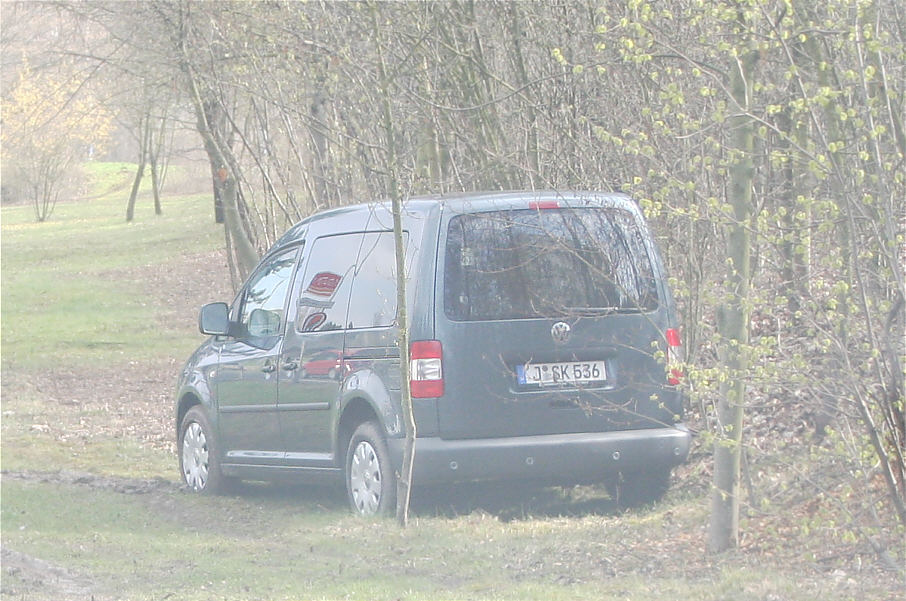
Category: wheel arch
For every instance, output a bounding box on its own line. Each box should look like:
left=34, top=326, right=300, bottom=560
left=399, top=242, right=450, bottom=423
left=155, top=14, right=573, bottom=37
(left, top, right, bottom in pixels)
left=176, top=391, right=203, bottom=439
left=336, top=397, right=381, bottom=463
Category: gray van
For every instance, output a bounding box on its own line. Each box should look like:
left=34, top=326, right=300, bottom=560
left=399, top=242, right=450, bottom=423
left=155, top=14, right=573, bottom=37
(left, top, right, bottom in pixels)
left=176, top=191, right=691, bottom=515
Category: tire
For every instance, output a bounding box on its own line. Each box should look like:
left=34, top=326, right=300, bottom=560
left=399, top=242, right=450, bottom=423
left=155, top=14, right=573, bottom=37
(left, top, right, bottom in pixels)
left=345, top=421, right=397, bottom=516
left=179, top=406, right=230, bottom=494
left=607, top=468, right=671, bottom=509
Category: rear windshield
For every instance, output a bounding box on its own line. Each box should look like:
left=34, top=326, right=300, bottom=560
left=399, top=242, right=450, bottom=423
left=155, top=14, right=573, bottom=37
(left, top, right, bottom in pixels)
left=444, top=208, right=659, bottom=321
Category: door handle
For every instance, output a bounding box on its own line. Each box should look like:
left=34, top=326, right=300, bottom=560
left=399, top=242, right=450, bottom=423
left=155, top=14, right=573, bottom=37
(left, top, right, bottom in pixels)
left=282, top=361, right=299, bottom=371
left=261, top=363, right=277, bottom=373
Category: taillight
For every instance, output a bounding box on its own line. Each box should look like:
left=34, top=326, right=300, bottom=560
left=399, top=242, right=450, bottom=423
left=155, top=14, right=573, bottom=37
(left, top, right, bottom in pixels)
left=666, top=328, right=683, bottom=385
left=410, top=340, right=444, bottom=398
left=529, top=200, right=560, bottom=210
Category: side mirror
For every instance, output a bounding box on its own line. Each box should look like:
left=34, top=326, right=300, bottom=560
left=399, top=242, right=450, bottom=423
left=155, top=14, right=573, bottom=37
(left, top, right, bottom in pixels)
left=199, top=302, right=231, bottom=336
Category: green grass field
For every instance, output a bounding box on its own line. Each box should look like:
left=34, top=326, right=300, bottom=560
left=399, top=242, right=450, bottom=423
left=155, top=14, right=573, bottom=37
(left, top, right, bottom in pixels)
left=1, top=162, right=222, bottom=369
left=1, top=476, right=861, bottom=601
left=0, top=163, right=900, bottom=601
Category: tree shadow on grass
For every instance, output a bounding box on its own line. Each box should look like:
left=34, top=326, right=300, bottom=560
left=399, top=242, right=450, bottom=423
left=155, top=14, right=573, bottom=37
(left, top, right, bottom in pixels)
left=411, top=482, right=621, bottom=521
left=219, top=478, right=622, bottom=521
left=217, top=479, right=348, bottom=513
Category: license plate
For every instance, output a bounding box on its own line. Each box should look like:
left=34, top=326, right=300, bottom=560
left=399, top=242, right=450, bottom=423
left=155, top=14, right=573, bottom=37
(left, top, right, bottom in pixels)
left=517, top=361, right=607, bottom=386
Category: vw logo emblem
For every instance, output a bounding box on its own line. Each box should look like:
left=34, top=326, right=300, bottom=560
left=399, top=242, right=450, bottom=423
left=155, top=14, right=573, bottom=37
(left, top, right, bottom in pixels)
left=551, top=321, right=571, bottom=345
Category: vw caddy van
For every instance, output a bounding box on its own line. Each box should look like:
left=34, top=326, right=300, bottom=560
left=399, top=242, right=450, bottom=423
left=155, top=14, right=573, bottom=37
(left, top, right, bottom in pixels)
left=176, top=191, right=691, bottom=515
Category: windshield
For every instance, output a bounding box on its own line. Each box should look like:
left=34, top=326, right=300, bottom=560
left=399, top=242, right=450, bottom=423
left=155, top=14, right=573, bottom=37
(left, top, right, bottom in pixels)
left=443, top=208, right=659, bottom=321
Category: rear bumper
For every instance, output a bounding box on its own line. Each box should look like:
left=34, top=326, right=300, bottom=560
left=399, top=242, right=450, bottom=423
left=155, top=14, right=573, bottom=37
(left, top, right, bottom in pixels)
left=387, top=424, right=691, bottom=485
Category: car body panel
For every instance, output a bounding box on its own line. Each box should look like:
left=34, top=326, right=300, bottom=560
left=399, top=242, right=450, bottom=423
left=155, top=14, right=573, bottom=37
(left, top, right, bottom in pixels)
left=215, top=338, right=284, bottom=464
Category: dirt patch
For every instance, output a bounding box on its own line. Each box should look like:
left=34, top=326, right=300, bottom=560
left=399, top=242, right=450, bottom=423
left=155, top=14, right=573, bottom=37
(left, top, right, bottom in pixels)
left=1, top=469, right=181, bottom=495
left=1, top=547, right=98, bottom=601
left=121, top=247, right=235, bottom=326
left=1, top=248, right=234, bottom=457
left=1, top=358, right=182, bottom=457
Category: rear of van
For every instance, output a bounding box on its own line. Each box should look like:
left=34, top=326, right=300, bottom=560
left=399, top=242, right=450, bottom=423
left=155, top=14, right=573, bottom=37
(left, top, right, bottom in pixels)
left=402, top=192, right=690, bottom=495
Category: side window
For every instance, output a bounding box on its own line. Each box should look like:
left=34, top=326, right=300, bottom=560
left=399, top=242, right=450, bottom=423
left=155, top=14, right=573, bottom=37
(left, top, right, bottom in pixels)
left=295, top=234, right=361, bottom=332
left=238, top=248, right=298, bottom=338
left=347, top=232, right=405, bottom=329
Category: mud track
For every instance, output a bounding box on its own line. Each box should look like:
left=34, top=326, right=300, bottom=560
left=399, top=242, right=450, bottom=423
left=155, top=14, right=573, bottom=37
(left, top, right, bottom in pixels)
left=1, top=546, right=96, bottom=601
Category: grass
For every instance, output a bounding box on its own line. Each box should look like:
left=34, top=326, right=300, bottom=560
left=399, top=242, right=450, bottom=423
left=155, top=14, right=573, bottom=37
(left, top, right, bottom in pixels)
left=3, top=477, right=886, bottom=601
left=0, top=407, right=173, bottom=479
left=1, top=163, right=901, bottom=600
left=1, top=162, right=220, bottom=480
left=1, top=161, right=222, bottom=369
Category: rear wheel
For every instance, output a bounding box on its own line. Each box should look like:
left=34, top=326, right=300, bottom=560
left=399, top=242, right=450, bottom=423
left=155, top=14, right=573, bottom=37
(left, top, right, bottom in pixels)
left=607, top=469, right=671, bottom=509
left=345, top=422, right=397, bottom=516
left=179, top=406, right=230, bottom=494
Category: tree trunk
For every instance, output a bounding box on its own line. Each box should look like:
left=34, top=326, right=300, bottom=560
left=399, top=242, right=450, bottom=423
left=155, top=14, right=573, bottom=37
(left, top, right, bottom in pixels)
left=202, top=99, right=227, bottom=225
left=416, top=57, right=444, bottom=188
left=308, top=88, right=331, bottom=209
left=709, top=32, right=757, bottom=554
left=508, top=3, right=539, bottom=185
left=33, top=179, right=53, bottom=223
left=217, top=163, right=258, bottom=282
left=125, top=157, right=146, bottom=222
left=181, top=45, right=259, bottom=280
left=149, top=152, right=162, bottom=216
left=777, top=100, right=809, bottom=316
left=126, top=113, right=150, bottom=222
left=149, top=99, right=173, bottom=217
left=369, top=1, right=416, bottom=526
left=148, top=112, right=167, bottom=216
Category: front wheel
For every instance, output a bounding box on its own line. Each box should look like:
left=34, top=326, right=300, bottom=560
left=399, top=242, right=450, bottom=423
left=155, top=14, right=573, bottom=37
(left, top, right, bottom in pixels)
left=607, top=468, right=671, bottom=509
left=179, top=406, right=230, bottom=494
left=345, top=422, right=397, bottom=516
